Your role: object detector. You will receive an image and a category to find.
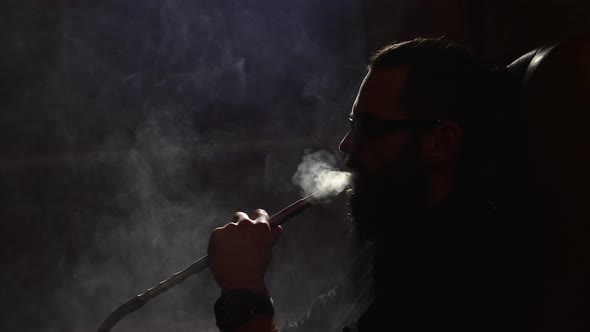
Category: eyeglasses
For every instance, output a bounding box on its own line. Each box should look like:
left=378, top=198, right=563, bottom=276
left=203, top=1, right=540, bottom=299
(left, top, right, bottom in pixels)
left=349, top=115, right=441, bottom=139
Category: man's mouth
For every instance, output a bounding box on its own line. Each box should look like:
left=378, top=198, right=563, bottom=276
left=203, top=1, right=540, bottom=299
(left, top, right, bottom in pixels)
left=344, top=156, right=358, bottom=172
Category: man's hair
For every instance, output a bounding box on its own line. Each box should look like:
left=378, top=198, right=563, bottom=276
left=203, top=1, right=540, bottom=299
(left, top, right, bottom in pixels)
left=370, top=38, right=500, bottom=187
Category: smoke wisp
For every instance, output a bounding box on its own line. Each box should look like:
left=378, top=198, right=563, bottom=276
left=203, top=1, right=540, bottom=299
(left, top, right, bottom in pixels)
left=0, top=1, right=366, bottom=331
left=292, top=150, right=351, bottom=200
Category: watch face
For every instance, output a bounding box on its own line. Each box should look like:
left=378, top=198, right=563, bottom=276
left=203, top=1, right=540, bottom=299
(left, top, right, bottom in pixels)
left=214, top=289, right=274, bottom=331
left=217, top=296, right=251, bottom=320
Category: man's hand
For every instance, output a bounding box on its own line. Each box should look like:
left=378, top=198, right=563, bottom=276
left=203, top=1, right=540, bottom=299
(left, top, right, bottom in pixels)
left=208, top=209, right=283, bottom=294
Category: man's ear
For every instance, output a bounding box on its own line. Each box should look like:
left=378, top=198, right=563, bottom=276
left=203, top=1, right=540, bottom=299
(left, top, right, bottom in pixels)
left=420, top=121, right=463, bottom=165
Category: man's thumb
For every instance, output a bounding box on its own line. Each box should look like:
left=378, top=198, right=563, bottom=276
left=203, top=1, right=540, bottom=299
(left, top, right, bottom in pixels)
left=271, top=225, right=283, bottom=243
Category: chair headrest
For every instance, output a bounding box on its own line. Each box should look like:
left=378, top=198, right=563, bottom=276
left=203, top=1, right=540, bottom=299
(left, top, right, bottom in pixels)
left=505, top=48, right=540, bottom=81
left=504, top=43, right=559, bottom=93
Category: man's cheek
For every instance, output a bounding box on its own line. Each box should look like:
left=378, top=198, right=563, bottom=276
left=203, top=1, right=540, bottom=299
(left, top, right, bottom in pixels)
left=358, top=149, right=388, bottom=175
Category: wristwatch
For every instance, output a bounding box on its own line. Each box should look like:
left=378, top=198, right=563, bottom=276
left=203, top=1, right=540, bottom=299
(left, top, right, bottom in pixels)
left=214, top=288, right=275, bottom=332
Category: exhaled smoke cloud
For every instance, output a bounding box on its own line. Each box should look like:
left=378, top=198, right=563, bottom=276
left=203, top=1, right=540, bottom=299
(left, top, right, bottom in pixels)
left=292, top=150, right=351, bottom=200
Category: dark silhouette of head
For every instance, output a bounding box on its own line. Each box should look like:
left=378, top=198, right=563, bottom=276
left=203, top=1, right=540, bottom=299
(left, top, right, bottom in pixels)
left=341, top=38, right=498, bottom=241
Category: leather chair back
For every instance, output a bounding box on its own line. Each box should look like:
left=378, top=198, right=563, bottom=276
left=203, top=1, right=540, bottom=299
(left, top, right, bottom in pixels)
left=502, top=37, right=590, bottom=331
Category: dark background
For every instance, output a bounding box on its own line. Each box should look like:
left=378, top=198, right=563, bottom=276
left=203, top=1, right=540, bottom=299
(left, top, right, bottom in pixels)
left=1, top=1, right=589, bottom=331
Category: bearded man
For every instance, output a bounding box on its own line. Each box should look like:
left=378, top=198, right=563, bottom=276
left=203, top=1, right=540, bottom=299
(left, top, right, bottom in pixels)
left=207, top=38, right=527, bottom=332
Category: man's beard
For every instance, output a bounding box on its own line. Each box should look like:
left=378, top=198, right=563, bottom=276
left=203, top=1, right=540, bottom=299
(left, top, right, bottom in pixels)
left=347, top=143, right=427, bottom=243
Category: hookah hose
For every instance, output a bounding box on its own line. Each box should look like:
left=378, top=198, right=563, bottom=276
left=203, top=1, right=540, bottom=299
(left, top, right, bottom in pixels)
left=96, top=191, right=320, bottom=332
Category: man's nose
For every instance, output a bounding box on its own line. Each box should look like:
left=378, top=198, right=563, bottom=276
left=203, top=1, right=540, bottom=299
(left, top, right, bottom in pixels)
left=339, top=131, right=355, bottom=155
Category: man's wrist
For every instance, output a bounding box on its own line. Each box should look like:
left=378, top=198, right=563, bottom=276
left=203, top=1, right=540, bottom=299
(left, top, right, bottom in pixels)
left=221, top=280, right=269, bottom=296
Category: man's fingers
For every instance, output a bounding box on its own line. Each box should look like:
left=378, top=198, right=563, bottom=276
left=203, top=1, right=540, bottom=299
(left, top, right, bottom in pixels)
left=232, top=212, right=249, bottom=223
left=252, top=209, right=269, bottom=224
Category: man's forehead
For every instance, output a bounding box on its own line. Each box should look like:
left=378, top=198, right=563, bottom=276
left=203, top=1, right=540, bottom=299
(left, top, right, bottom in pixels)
left=351, top=65, right=410, bottom=120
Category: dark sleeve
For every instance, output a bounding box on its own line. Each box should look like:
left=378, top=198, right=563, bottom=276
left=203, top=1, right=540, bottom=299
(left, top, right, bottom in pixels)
left=278, top=245, right=375, bottom=332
